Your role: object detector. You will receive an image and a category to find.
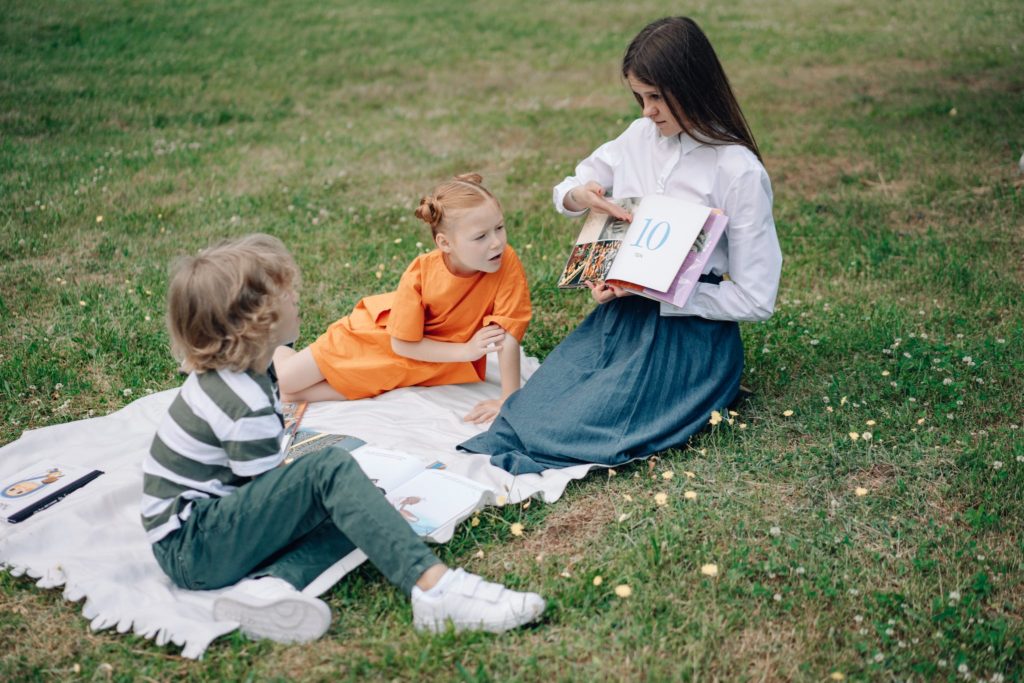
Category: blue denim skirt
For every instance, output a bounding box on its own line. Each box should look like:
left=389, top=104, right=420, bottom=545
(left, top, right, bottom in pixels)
left=459, top=296, right=743, bottom=474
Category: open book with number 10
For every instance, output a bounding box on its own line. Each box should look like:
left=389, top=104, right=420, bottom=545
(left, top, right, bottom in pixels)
left=557, top=195, right=728, bottom=308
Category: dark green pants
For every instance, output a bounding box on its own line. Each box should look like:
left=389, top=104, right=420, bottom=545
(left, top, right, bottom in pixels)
left=152, top=447, right=440, bottom=595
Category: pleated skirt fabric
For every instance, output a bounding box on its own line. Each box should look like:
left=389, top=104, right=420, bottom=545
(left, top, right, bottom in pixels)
left=459, top=296, right=743, bottom=474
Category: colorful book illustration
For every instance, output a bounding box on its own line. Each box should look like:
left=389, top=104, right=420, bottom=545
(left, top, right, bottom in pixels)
left=1, top=464, right=103, bottom=523
left=557, top=195, right=728, bottom=308
left=280, top=407, right=489, bottom=542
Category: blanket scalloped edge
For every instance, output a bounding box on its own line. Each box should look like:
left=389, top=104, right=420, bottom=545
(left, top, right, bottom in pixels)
left=3, top=560, right=231, bottom=660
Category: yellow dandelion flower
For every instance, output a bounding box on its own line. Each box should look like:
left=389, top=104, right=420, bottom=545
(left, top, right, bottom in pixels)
left=510, top=522, right=524, bottom=536
left=375, top=271, right=383, bottom=279
left=709, top=410, right=723, bottom=426
left=840, top=396, right=848, bottom=405
left=593, top=575, right=603, bottom=586
left=684, top=471, right=696, bottom=479
left=617, top=513, right=629, bottom=522
left=849, top=432, right=860, bottom=441
left=662, top=471, right=674, bottom=480
left=729, top=410, right=739, bottom=417
left=470, top=516, right=480, bottom=527
left=393, top=238, right=402, bottom=244
left=496, top=495, right=507, bottom=505
left=473, top=549, right=484, bottom=559
left=623, top=493, right=633, bottom=502
left=916, top=418, right=926, bottom=425
left=881, top=370, right=890, bottom=377
left=96, top=215, right=103, bottom=223
left=830, top=673, right=846, bottom=681
left=783, top=409, right=794, bottom=417
left=739, top=423, right=748, bottom=429
left=522, top=499, right=531, bottom=509
left=608, top=468, right=617, bottom=477
left=654, top=492, right=668, bottom=506
left=684, top=490, right=697, bottom=500
left=614, top=584, right=632, bottom=598
left=826, top=406, right=834, bottom=413
left=700, top=563, right=718, bottom=577
left=78, top=300, right=87, bottom=307
left=855, top=487, right=868, bottom=497
left=865, top=420, right=876, bottom=426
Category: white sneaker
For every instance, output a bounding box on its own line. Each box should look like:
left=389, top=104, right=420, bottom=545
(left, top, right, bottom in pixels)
left=212, top=576, right=331, bottom=644
left=411, top=568, right=545, bottom=634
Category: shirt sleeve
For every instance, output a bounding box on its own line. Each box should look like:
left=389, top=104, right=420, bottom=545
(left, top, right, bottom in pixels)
left=661, top=166, right=782, bottom=322
left=385, top=258, right=427, bottom=342
left=482, top=248, right=532, bottom=341
left=552, top=135, right=623, bottom=218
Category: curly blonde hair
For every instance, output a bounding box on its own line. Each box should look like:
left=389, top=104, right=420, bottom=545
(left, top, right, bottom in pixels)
left=166, top=233, right=299, bottom=373
left=414, top=172, right=501, bottom=238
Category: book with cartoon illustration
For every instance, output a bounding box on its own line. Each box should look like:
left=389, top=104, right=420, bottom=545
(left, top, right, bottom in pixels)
left=280, top=405, right=491, bottom=542
left=1, top=464, right=103, bottom=523
left=557, top=195, right=728, bottom=308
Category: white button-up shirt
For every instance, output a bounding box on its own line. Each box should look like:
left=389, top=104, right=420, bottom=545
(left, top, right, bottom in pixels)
left=553, top=117, right=782, bottom=322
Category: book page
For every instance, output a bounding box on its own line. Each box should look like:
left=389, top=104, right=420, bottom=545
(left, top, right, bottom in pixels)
left=385, top=470, right=490, bottom=540
left=557, top=198, right=640, bottom=288
left=605, top=195, right=712, bottom=292
left=350, top=445, right=428, bottom=492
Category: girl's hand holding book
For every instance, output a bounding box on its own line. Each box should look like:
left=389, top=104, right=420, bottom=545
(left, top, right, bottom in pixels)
left=585, top=280, right=632, bottom=304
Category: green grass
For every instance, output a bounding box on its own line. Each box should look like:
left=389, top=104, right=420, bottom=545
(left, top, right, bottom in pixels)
left=2, top=0, right=1023, bottom=680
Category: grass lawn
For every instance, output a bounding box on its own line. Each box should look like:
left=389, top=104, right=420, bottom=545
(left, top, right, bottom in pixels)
left=2, top=0, right=1022, bottom=680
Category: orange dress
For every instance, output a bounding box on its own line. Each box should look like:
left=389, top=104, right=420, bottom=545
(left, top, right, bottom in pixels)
left=308, top=245, right=531, bottom=400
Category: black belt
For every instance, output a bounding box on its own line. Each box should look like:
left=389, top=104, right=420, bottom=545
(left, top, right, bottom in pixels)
left=698, top=273, right=725, bottom=285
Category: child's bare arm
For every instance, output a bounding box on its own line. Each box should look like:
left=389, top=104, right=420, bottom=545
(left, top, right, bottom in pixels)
left=463, top=335, right=520, bottom=424
left=391, top=325, right=505, bottom=363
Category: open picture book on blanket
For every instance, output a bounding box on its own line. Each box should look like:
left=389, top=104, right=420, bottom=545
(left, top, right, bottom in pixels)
left=557, top=195, right=728, bottom=308
left=284, top=402, right=493, bottom=542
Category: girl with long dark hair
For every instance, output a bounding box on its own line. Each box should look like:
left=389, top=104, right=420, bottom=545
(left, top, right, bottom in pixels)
left=461, top=16, right=782, bottom=473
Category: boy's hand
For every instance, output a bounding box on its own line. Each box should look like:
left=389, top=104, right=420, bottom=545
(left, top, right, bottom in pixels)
left=463, top=398, right=503, bottom=424
left=463, top=324, right=505, bottom=361
left=586, top=280, right=631, bottom=304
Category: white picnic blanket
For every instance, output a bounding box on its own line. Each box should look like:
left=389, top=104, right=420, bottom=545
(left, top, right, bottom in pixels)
left=0, top=353, right=598, bottom=658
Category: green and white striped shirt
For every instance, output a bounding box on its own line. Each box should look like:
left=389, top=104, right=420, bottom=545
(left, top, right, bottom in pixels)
left=141, top=368, right=285, bottom=543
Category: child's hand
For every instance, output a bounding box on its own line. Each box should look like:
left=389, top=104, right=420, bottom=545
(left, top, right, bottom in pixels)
left=463, top=324, right=505, bottom=361
left=586, top=280, right=631, bottom=304
left=566, top=181, right=632, bottom=222
left=463, top=398, right=503, bottom=424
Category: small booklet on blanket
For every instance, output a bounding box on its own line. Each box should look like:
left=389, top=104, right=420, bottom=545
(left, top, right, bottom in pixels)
left=283, top=416, right=491, bottom=543
left=1, top=463, right=103, bottom=523
left=557, top=195, right=728, bottom=308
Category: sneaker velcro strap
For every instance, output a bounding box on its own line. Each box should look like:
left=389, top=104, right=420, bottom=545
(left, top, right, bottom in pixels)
left=472, top=580, right=506, bottom=603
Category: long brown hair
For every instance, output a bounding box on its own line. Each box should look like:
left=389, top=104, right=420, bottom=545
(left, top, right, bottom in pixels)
left=623, top=17, right=762, bottom=162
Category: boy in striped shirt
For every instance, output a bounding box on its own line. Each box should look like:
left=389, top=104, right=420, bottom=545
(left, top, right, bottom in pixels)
left=143, top=234, right=544, bottom=643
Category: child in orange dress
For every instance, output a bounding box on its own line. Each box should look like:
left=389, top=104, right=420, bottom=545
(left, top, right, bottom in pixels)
left=273, top=173, right=531, bottom=424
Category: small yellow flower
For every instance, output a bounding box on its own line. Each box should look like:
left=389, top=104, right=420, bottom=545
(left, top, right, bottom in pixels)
left=917, top=418, right=926, bottom=425
left=521, top=499, right=531, bottom=509
left=865, top=420, right=876, bottom=426
left=393, top=238, right=402, bottom=244
left=700, top=563, right=718, bottom=577
left=849, top=432, right=860, bottom=441
left=826, top=406, right=834, bottom=413
left=654, top=492, right=668, bottom=506
left=510, top=522, right=524, bottom=536
left=78, top=300, right=86, bottom=307
left=783, top=409, right=794, bottom=417
left=684, top=490, right=698, bottom=500
left=614, top=584, right=632, bottom=598
left=623, top=493, right=633, bottom=502
left=617, top=513, right=629, bottom=522
left=739, top=423, right=748, bottom=429
left=96, top=215, right=103, bottom=223
left=840, top=396, right=848, bottom=406
left=662, top=471, right=674, bottom=480
left=709, top=410, right=723, bottom=426
left=471, top=516, right=480, bottom=527
left=728, top=410, right=739, bottom=417
left=684, top=471, right=696, bottom=479
left=607, top=468, right=617, bottom=477
left=375, top=271, right=383, bottom=279
left=881, top=370, right=890, bottom=377
left=830, top=673, right=846, bottom=681
left=855, top=487, right=868, bottom=497
left=592, top=575, right=603, bottom=586
left=473, top=549, right=484, bottom=559
left=496, top=495, right=507, bottom=505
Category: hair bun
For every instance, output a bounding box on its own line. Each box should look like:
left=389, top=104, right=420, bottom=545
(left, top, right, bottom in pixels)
left=453, top=172, right=483, bottom=185
left=414, top=196, right=444, bottom=228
